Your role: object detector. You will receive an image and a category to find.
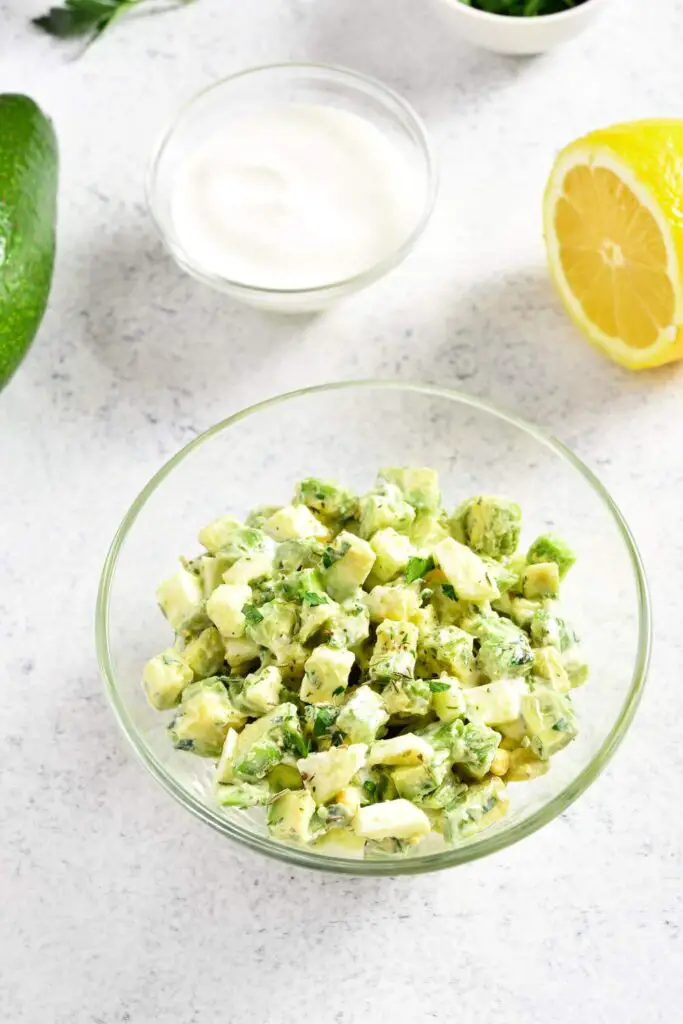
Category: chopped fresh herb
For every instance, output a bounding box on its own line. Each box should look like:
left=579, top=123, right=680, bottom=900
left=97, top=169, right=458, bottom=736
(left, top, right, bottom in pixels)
left=405, top=555, right=435, bottom=584
left=312, top=707, right=338, bottom=737
left=33, top=0, right=195, bottom=47
left=332, top=685, right=345, bottom=697
left=362, top=779, right=377, bottom=798
left=428, top=680, right=451, bottom=693
left=242, top=603, right=264, bottom=626
left=302, top=591, right=328, bottom=607
left=321, top=547, right=337, bottom=570
left=552, top=718, right=568, bottom=732
left=459, top=0, right=585, bottom=16
left=282, top=730, right=308, bottom=757
left=442, top=583, right=458, bottom=601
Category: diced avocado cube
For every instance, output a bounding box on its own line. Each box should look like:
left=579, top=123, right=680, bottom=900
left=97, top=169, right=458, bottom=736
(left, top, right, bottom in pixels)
left=245, top=599, right=297, bottom=661
left=212, top=525, right=269, bottom=565
left=199, top=554, right=232, bottom=598
left=392, top=750, right=449, bottom=800
left=381, top=677, right=432, bottom=716
left=198, top=515, right=242, bottom=554
left=267, top=762, right=304, bottom=792
left=365, top=583, right=421, bottom=623
left=477, top=630, right=533, bottom=680
left=314, top=785, right=363, bottom=828
left=368, top=733, right=434, bottom=767
left=294, top=477, right=358, bottom=521
left=273, top=539, right=324, bottom=574
left=418, top=625, right=476, bottom=685
left=504, top=747, right=550, bottom=782
left=369, top=528, right=416, bottom=583
left=450, top=496, right=521, bottom=560
left=378, top=467, right=441, bottom=512
left=442, top=777, right=509, bottom=841
left=418, top=777, right=468, bottom=811
left=368, top=619, right=418, bottom=683
left=328, top=596, right=370, bottom=648
left=224, top=636, right=260, bottom=673
left=299, top=598, right=338, bottom=643
left=529, top=606, right=563, bottom=649
left=433, top=537, right=500, bottom=603
left=241, top=665, right=282, bottom=715
left=276, top=567, right=327, bottom=604
left=562, top=645, right=589, bottom=688
left=522, top=562, right=560, bottom=599
left=521, top=686, right=578, bottom=760
left=445, top=719, right=501, bottom=779
left=245, top=505, right=282, bottom=529
left=156, top=567, right=204, bottom=631
left=412, top=603, right=439, bottom=638
left=464, top=677, right=526, bottom=726
left=272, top=641, right=309, bottom=682
left=410, top=511, right=450, bottom=553
left=168, top=678, right=246, bottom=757
left=297, top=744, right=368, bottom=804
left=323, top=531, right=376, bottom=601
left=358, top=484, right=416, bottom=540
left=483, top=557, right=520, bottom=595
left=142, top=649, right=193, bottom=710
left=231, top=702, right=305, bottom=780
left=337, top=685, right=389, bottom=745
left=215, top=727, right=239, bottom=783
left=312, top=828, right=366, bottom=859
left=263, top=505, right=328, bottom=542
left=493, top=592, right=540, bottom=630
left=181, top=626, right=225, bottom=680
left=353, top=799, right=430, bottom=841
left=267, top=789, right=317, bottom=843
left=526, top=533, right=576, bottom=579
left=206, top=583, right=251, bottom=639
left=222, top=551, right=273, bottom=586
left=431, top=677, right=467, bottom=722
left=533, top=646, right=570, bottom=693
left=215, top=781, right=271, bottom=808
left=300, top=644, right=355, bottom=705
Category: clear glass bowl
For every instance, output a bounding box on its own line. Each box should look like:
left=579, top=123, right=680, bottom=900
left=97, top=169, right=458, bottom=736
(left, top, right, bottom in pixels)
left=96, top=382, right=650, bottom=875
left=145, top=64, right=437, bottom=313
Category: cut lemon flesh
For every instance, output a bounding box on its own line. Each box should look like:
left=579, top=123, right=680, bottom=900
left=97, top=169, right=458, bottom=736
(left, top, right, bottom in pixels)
left=544, top=120, right=683, bottom=369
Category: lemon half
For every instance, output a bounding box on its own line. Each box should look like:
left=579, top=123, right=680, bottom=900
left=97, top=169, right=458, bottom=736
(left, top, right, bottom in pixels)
left=544, top=120, right=683, bottom=369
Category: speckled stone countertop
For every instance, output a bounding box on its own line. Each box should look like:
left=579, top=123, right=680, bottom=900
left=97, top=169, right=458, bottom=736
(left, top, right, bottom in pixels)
left=1, top=0, right=681, bottom=1021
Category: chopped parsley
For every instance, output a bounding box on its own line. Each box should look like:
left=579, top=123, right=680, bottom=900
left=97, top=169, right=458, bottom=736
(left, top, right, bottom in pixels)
left=242, top=603, right=264, bottom=626
left=442, top=583, right=458, bottom=601
left=405, top=554, right=435, bottom=584
left=302, top=591, right=328, bottom=606
left=428, top=680, right=451, bottom=693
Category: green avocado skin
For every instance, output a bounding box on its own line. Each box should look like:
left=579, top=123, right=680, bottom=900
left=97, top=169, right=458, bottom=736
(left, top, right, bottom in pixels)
left=0, top=94, right=58, bottom=388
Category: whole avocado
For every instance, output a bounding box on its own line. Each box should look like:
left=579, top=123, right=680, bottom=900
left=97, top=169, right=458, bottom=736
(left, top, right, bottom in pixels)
left=0, top=94, right=58, bottom=388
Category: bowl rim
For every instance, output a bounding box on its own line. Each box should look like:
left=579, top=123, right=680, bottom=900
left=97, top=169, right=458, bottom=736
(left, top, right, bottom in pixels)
left=145, top=62, right=438, bottom=298
left=439, top=0, right=607, bottom=23
left=96, top=379, right=651, bottom=876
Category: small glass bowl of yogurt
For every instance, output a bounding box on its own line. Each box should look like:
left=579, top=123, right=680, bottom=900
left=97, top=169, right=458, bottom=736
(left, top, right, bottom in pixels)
left=146, top=63, right=437, bottom=313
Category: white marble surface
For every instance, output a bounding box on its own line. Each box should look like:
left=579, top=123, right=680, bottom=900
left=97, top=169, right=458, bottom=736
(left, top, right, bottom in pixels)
left=1, top=0, right=682, bottom=1020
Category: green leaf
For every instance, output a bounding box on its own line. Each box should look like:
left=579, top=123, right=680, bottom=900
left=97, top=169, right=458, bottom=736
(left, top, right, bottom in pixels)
left=32, top=0, right=192, bottom=44
left=302, top=591, right=328, bottom=607
left=442, top=583, right=458, bottom=601
left=405, top=555, right=434, bottom=584
left=242, top=603, right=264, bottom=626
left=428, top=680, right=451, bottom=693
left=332, top=686, right=345, bottom=697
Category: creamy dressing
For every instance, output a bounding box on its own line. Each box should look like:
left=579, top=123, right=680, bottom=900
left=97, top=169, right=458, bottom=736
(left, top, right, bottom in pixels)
left=170, top=103, right=424, bottom=291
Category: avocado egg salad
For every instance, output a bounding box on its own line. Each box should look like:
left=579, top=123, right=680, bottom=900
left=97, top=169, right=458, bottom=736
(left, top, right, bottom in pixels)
left=143, top=468, right=587, bottom=859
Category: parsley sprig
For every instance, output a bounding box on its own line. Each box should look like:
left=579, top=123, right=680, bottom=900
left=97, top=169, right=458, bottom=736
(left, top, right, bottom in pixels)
left=33, top=0, right=194, bottom=46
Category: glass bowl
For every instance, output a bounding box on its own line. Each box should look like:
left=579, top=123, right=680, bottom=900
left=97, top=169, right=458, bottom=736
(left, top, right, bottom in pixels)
left=96, top=381, right=650, bottom=875
left=145, top=64, right=437, bottom=313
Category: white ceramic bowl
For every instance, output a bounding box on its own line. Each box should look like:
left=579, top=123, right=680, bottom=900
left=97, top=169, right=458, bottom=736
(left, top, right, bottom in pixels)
left=436, top=0, right=613, bottom=55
